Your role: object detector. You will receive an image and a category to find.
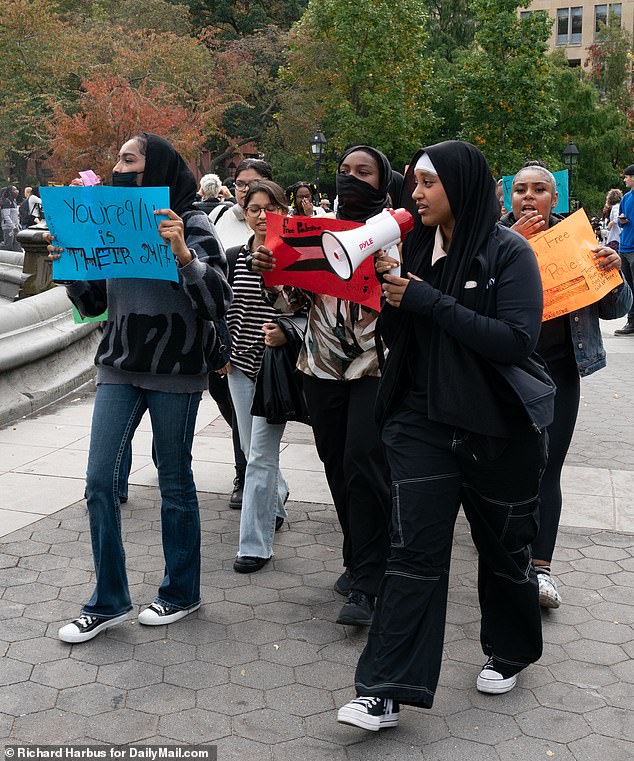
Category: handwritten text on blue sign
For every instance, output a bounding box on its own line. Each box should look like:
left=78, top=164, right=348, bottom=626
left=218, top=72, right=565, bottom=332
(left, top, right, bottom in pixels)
left=40, top=186, right=177, bottom=282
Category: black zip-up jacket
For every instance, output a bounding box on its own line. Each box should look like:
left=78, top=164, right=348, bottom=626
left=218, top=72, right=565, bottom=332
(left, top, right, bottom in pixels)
left=377, top=223, right=555, bottom=434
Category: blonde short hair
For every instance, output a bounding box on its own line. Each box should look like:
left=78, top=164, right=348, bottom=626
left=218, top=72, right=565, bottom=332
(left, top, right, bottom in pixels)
left=200, top=173, right=222, bottom=200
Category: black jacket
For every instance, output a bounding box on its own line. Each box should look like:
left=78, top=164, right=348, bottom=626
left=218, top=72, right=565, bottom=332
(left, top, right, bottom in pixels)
left=377, top=223, right=555, bottom=435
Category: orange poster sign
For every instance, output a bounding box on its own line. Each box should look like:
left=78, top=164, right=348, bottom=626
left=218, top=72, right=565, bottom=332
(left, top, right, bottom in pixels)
left=527, top=209, right=623, bottom=322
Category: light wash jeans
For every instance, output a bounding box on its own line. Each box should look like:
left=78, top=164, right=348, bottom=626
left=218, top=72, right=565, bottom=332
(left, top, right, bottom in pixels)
left=228, top=367, right=288, bottom=558
left=83, top=383, right=202, bottom=619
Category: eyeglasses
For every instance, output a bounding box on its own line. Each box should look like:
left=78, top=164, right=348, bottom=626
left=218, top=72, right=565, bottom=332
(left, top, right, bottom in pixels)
left=235, top=179, right=253, bottom=190
left=245, top=205, right=279, bottom=217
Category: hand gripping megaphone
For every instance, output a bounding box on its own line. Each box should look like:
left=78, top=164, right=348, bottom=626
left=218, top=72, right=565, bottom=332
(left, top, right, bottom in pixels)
left=321, top=208, right=414, bottom=281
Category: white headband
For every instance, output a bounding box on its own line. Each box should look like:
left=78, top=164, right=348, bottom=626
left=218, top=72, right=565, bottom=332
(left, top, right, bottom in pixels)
left=414, top=153, right=438, bottom=175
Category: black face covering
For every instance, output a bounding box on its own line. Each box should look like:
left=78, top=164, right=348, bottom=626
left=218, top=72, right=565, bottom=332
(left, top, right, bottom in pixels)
left=336, top=145, right=393, bottom=222
left=111, top=172, right=139, bottom=187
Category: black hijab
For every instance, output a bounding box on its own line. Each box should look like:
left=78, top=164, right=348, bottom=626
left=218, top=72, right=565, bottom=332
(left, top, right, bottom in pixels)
left=141, top=133, right=197, bottom=217
left=401, top=140, right=500, bottom=300
left=336, top=145, right=392, bottom=222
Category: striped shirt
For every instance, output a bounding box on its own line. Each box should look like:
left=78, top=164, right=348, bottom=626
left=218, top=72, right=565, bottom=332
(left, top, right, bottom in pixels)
left=226, top=246, right=277, bottom=380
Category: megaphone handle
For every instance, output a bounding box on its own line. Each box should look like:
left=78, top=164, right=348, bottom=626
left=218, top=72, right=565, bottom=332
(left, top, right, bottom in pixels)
left=385, top=244, right=401, bottom=278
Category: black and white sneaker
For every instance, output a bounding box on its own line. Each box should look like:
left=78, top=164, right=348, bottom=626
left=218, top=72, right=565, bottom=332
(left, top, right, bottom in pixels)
left=476, top=657, right=518, bottom=694
left=337, top=696, right=399, bottom=731
left=58, top=612, right=130, bottom=643
left=137, top=601, right=201, bottom=626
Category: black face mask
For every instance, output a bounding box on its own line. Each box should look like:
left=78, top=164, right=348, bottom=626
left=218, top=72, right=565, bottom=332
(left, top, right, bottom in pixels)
left=111, top=172, right=139, bottom=187
left=335, top=172, right=388, bottom=222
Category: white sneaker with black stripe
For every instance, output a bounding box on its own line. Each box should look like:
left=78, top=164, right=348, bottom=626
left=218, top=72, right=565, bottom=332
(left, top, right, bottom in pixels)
left=137, top=601, right=200, bottom=626
left=476, top=657, right=517, bottom=694
left=337, top=696, right=399, bottom=731
left=58, top=612, right=130, bottom=643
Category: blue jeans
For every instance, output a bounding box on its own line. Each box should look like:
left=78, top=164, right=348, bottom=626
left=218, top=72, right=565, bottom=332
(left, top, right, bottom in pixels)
left=228, top=368, right=288, bottom=558
left=83, top=383, right=202, bottom=619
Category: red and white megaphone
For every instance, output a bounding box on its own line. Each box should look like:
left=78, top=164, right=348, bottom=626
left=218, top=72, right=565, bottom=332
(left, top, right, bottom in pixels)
left=321, top=208, right=414, bottom=281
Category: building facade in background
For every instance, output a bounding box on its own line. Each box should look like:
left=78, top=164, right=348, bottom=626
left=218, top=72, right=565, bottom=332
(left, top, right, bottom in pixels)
left=523, top=1, right=633, bottom=65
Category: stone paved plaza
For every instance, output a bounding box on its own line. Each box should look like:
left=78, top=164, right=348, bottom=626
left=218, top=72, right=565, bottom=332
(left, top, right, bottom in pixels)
left=0, top=325, right=632, bottom=759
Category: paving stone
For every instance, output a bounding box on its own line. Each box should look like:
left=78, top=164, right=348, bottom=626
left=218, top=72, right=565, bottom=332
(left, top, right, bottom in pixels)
left=227, top=619, right=286, bottom=645
left=254, top=570, right=304, bottom=589
left=600, top=584, right=634, bottom=606
left=272, top=737, right=346, bottom=761
left=549, top=659, right=618, bottom=688
left=213, top=736, right=273, bottom=761
left=0, top=600, right=25, bottom=619
left=69, top=636, right=134, bottom=665
left=197, top=683, right=264, bottom=716
left=3, top=582, right=59, bottom=605
left=196, top=640, right=259, bottom=667
left=230, top=660, right=294, bottom=690
left=295, top=660, right=354, bottom=691
left=574, top=619, right=634, bottom=644
left=5, top=635, right=66, bottom=667
left=233, top=707, right=304, bottom=744
left=254, top=601, right=312, bottom=624
left=0, top=681, right=57, bottom=716
left=259, top=640, right=322, bottom=668
left=0, top=567, right=39, bottom=586
left=380, top=709, right=450, bottom=746
left=0, top=554, right=17, bottom=569
left=533, top=682, right=606, bottom=713
left=18, top=554, right=70, bottom=572
left=285, top=620, right=345, bottom=645
left=588, top=601, right=634, bottom=625
left=31, top=658, right=97, bottom=688
left=346, top=736, right=427, bottom=760
left=224, top=585, right=279, bottom=605
left=199, top=600, right=253, bottom=625
left=98, top=660, right=163, bottom=689
left=563, top=638, right=628, bottom=665
left=56, top=683, right=125, bottom=716
left=102, top=621, right=167, bottom=645
left=126, top=684, right=196, bottom=715
left=21, top=599, right=78, bottom=623
left=413, top=736, right=499, bottom=761
left=600, top=680, right=634, bottom=710
left=585, top=705, right=634, bottom=741
left=86, top=708, right=158, bottom=743
left=0, top=713, right=13, bottom=738
left=11, top=709, right=88, bottom=743
left=134, top=640, right=196, bottom=666
left=469, top=686, right=539, bottom=715
left=158, top=708, right=231, bottom=743
left=496, top=735, right=576, bottom=761
left=580, top=544, right=630, bottom=561
left=1, top=540, right=49, bottom=557
left=516, top=706, right=591, bottom=743
left=266, top=684, right=334, bottom=717
left=278, top=585, right=334, bottom=606
left=568, top=734, right=634, bottom=761
left=0, top=658, right=32, bottom=686
left=446, top=708, right=520, bottom=745
left=164, top=660, right=228, bottom=689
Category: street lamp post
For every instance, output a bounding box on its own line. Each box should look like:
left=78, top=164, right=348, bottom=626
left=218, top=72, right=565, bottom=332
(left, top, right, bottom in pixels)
left=562, top=139, right=580, bottom=212
left=310, top=129, right=327, bottom=186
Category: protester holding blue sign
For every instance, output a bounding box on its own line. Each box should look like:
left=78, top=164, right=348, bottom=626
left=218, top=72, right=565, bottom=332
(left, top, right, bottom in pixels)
left=48, top=133, right=232, bottom=644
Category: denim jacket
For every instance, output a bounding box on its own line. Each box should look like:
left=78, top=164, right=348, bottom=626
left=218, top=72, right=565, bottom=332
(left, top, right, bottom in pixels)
left=570, top=281, right=632, bottom=377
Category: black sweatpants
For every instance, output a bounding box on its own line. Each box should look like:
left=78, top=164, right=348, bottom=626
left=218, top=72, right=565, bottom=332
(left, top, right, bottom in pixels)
left=302, top=374, right=391, bottom=597
left=208, top=372, right=247, bottom=477
left=355, top=408, right=547, bottom=708
left=532, top=352, right=580, bottom=562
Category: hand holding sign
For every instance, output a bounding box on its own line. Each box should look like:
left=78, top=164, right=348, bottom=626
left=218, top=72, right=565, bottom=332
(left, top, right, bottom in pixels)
left=155, top=208, right=191, bottom=266
left=527, top=209, right=623, bottom=321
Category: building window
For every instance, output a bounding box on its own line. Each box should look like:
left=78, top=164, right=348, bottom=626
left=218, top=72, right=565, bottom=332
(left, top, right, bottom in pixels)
left=557, top=7, right=583, bottom=45
left=568, top=59, right=582, bottom=67
left=595, top=3, right=622, bottom=37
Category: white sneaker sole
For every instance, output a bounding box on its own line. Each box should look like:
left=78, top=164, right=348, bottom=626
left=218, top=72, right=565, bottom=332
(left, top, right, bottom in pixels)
left=476, top=673, right=517, bottom=694
left=337, top=706, right=399, bottom=731
left=58, top=612, right=130, bottom=643
left=137, top=602, right=201, bottom=626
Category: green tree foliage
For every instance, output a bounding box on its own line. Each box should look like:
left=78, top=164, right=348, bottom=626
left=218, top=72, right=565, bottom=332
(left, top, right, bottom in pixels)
left=454, top=0, right=557, bottom=176
left=423, top=0, right=475, bottom=62
left=585, top=18, right=633, bottom=113
left=275, top=0, right=436, bottom=170
left=172, top=0, right=308, bottom=36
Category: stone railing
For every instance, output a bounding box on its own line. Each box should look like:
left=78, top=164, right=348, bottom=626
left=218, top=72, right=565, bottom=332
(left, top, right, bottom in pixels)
left=0, top=286, right=101, bottom=425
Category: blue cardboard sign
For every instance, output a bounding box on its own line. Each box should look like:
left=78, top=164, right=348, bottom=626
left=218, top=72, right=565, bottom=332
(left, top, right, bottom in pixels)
left=40, top=186, right=177, bottom=282
left=502, top=169, right=570, bottom=215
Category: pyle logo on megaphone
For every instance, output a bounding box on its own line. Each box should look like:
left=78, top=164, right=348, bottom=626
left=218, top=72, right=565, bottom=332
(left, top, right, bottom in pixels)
left=321, top=208, right=414, bottom=281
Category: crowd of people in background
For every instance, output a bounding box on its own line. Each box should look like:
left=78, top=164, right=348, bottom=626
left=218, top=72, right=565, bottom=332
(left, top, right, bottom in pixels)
left=28, top=137, right=633, bottom=732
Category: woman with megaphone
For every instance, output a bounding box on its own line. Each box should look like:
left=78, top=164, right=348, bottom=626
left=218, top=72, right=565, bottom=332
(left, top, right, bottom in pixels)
left=251, top=145, right=393, bottom=627
left=337, top=141, right=555, bottom=732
